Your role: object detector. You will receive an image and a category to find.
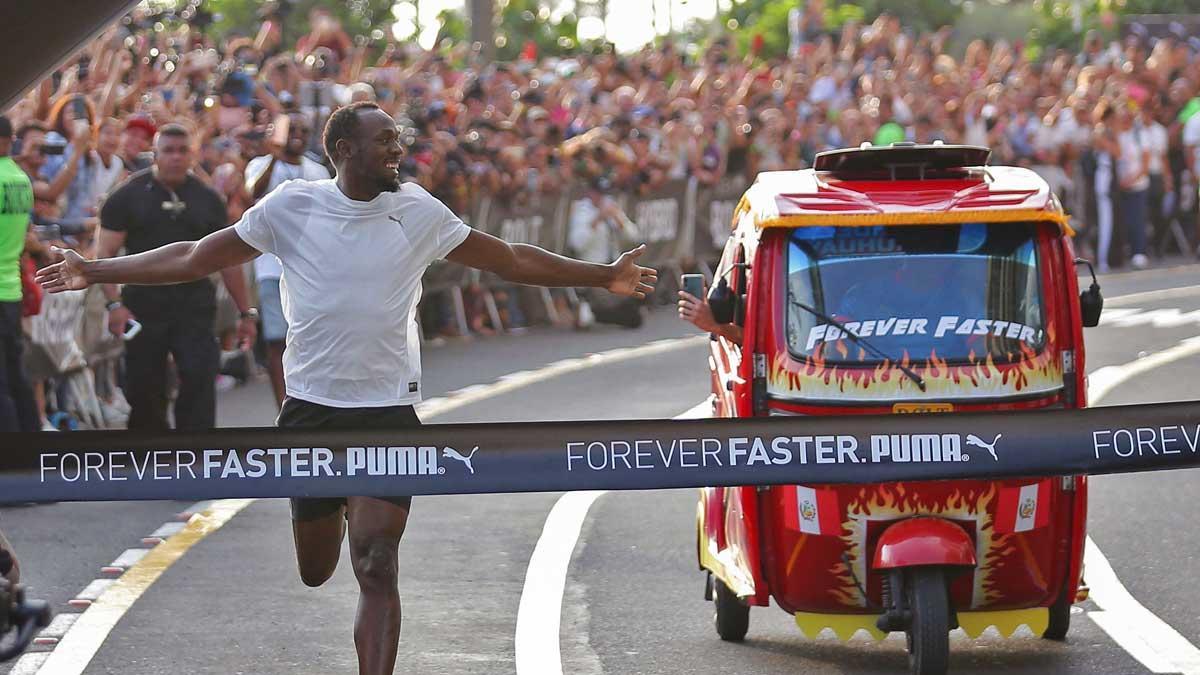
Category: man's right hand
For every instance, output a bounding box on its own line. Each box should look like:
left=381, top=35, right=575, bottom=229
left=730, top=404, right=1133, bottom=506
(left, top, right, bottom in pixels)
left=678, top=290, right=720, bottom=333
left=107, top=305, right=134, bottom=338
left=34, top=246, right=91, bottom=293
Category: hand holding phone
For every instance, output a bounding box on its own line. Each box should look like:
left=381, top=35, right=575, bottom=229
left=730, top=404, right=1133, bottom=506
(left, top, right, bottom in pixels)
left=122, top=319, right=142, bottom=341
left=71, top=97, right=88, bottom=122
left=270, top=113, right=290, bottom=149
left=681, top=273, right=705, bottom=301
left=71, top=119, right=91, bottom=149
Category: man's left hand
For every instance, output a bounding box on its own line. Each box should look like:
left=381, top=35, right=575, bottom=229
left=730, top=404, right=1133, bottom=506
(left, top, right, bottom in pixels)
left=237, top=316, right=258, bottom=350
left=606, top=245, right=657, bottom=299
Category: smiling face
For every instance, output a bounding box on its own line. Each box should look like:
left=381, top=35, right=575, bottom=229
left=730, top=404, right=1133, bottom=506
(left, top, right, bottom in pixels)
left=341, top=107, right=405, bottom=193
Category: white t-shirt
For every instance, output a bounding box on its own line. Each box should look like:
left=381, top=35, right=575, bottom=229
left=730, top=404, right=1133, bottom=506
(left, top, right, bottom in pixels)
left=1141, top=122, right=1168, bottom=176
left=1117, top=129, right=1150, bottom=192
left=243, top=155, right=331, bottom=281
left=567, top=197, right=638, bottom=264
left=234, top=179, right=472, bottom=408
left=91, top=153, right=124, bottom=199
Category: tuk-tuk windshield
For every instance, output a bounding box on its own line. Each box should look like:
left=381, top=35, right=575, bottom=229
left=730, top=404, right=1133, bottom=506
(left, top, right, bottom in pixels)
left=786, top=223, right=1045, bottom=365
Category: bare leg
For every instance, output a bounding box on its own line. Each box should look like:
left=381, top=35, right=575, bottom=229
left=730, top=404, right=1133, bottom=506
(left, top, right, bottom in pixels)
left=346, top=496, right=410, bottom=675
left=266, top=341, right=286, bottom=407
left=32, top=379, right=46, bottom=428
left=291, top=506, right=346, bottom=587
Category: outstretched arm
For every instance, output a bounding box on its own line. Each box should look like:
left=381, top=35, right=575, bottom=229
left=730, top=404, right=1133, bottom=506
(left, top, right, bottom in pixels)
left=445, top=230, right=657, bottom=299
left=36, top=227, right=262, bottom=293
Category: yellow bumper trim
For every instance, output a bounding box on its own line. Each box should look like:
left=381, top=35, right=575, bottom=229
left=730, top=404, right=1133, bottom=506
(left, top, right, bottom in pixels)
left=794, top=607, right=1050, bottom=641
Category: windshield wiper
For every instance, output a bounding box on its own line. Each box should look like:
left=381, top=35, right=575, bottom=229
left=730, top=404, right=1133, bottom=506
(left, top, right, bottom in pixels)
left=789, top=299, right=927, bottom=392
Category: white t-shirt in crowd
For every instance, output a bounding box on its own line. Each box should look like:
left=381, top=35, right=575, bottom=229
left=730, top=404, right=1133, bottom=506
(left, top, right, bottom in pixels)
left=243, top=154, right=331, bottom=281
left=567, top=197, right=638, bottom=264
left=234, top=179, right=472, bottom=408
left=91, top=153, right=124, bottom=199
left=1140, top=121, right=1168, bottom=176
left=1117, top=129, right=1150, bottom=192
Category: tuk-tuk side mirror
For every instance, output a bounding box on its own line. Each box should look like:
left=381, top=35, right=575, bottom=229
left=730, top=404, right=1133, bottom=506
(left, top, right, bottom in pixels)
left=708, top=277, right=737, bottom=325
left=1075, top=258, right=1103, bottom=328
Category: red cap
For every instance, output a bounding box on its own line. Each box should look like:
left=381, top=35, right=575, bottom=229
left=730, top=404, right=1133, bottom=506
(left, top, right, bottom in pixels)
left=125, top=116, right=157, bottom=138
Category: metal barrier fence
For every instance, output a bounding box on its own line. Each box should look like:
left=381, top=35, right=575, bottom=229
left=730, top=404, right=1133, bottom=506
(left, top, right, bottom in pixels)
left=421, top=175, right=753, bottom=293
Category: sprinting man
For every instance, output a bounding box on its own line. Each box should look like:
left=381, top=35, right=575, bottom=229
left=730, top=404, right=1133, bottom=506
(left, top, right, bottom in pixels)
left=36, top=102, right=656, bottom=674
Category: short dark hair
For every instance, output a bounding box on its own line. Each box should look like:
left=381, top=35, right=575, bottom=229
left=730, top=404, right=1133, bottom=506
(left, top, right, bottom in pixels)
left=0, top=115, right=11, bottom=139
left=16, top=120, right=46, bottom=142
left=154, top=123, right=191, bottom=145
left=323, top=101, right=380, bottom=162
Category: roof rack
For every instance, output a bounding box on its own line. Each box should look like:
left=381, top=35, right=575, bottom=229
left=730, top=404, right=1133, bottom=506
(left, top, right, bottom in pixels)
left=813, top=143, right=992, bottom=180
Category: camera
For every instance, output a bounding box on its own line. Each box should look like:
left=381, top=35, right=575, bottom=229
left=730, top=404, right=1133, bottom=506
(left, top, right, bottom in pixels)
left=40, top=139, right=67, bottom=156
left=32, top=223, right=61, bottom=242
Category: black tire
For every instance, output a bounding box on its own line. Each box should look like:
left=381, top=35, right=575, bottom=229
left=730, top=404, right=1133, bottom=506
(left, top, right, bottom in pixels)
left=1043, top=592, right=1072, bottom=641
left=906, top=568, right=951, bottom=675
left=713, top=577, right=750, bottom=642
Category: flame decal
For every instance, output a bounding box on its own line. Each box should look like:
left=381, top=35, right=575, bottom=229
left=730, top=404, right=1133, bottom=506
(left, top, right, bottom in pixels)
left=770, top=322, right=1062, bottom=401
left=833, top=483, right=1014, bottom=609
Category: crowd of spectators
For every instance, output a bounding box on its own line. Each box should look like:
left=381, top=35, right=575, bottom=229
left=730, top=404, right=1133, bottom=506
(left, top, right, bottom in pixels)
left=3, top=2, right=1200, bottom=431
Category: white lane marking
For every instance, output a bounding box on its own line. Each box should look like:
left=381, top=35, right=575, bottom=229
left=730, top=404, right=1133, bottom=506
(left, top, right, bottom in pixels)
left=1088, top=335, right=1200, bottom=403
left=1086, top=342, right=1200, bottom=674
left=1085, top=539, right=1200, bottom=673
left=148, top=521, right=186, bottom=539
left=1099, top=308, right=1200, bottom=329
left=1104, top=284, right=1200, bottom=308
left=72, top=579, right=115, bottom=603
left=515, top=491, right=608, bottom=675
left=9, top=653, right=49, bottom=675
left=38, top=613, right=79, bottom=640
left=108, top=548, right=149, bottom=570
left=515, top=403, right=706, bottom=675
left=36, top=500, right=252, bottom=675
left=417, top=336, right=706, bottom=419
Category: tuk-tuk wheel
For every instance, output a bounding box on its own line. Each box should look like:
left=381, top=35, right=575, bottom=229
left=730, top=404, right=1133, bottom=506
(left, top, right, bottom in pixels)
left=1043, top=593, right=1072, bottom=641
left=905, top=568, right=950, bottom=675
left=713, top=578, right=750, bottom=642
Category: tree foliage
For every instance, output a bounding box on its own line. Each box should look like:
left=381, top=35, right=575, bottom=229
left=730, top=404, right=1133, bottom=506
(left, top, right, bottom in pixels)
left=1031, top=0, right=1200, bottom=50
left=492, top=0, right=581, bottom=60
left=201, top=0, right=394, bottom=43
left=724, top=0, right=963, bottom=60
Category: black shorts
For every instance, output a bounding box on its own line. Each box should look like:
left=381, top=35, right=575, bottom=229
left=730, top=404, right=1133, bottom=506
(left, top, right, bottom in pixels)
left=277, top=396, right=421, bottom=521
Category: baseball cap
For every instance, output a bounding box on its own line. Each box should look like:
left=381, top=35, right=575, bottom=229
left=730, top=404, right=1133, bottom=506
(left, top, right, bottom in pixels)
left=125, top=115, right=157, bottom=138
left=0, top=115, right=12, bottom=139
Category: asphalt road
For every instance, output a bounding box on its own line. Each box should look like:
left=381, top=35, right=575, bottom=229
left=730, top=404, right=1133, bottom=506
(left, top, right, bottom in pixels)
left=4, top=261, right=1200, bottom=674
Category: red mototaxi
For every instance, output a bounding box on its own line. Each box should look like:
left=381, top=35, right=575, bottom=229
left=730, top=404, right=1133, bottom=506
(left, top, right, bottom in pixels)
left=696, top=144, right=1101, bottom=674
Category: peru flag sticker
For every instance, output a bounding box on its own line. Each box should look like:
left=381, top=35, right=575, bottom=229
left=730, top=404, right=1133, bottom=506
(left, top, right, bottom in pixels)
left=794, top=485, right=841, bottom=536
left=996, top=481, right=1052, bottom=534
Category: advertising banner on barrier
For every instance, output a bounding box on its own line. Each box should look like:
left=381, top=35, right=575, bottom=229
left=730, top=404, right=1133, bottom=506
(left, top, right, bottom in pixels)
left=696, top=174, right=751, bottom=262
left=625, top=179, right=690, bottom=265
left=4, top=401, right=1200, bottom=503
left=482, top=194, right=565, bottom=252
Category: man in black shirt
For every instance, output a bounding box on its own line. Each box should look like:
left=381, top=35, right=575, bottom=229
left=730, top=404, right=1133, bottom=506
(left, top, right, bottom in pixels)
left=97, top=124, right=256, bottom=430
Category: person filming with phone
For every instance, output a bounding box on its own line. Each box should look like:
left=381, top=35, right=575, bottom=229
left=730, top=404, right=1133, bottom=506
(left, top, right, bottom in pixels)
left=94, top=123, right=256, bottom=431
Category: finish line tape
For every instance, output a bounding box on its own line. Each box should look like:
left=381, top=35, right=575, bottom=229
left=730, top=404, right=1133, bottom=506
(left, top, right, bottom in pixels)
left=3, top=401, right=1199, bottom=504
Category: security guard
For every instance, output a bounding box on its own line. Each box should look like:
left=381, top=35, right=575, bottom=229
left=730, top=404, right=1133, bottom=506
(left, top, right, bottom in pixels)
left=95, top=123, right=256, bottom=430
